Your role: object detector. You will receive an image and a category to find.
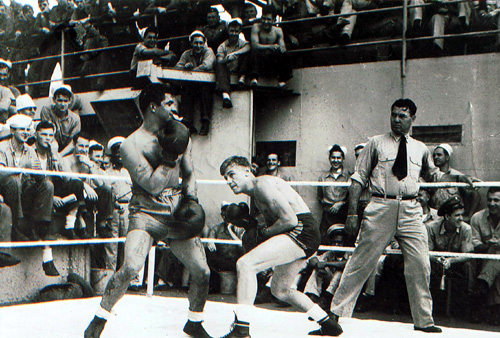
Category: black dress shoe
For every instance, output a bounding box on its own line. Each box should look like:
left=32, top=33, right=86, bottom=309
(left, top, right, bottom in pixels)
left=43, top=260, right=60, bottom=276
left=414, top=326, right=442, bottom=333
left=222, top=97, right=233, bottom=109
left=0, top=252, right=21, bottom=268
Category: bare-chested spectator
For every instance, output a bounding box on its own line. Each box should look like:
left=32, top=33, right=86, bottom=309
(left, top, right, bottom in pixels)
left=215, top=18, right=250, bottom=109
left=249, top=5, right=293, bottom=89
left=175, top=30, right=215, bottom=136
left=202, top=7, right=228, bottom=53
left=41, top=84, right=81, bottom=157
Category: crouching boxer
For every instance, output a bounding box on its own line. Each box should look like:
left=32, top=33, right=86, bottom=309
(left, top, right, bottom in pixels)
left=85, top=84, right=212, bottom=338
left=219, top=156, right=342, bottom=337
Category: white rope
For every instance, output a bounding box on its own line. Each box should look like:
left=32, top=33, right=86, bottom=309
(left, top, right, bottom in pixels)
left=2, top=237, right=498, bottom=260
left=1, top=166, right=500, bottom=188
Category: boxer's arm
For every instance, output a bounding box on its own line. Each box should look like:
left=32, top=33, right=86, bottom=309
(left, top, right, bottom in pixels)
left=121, top=139, right=177, bottom=197
left=255, top=179, right=298, bottom=238
left=179, top=138, right=197, bottom=200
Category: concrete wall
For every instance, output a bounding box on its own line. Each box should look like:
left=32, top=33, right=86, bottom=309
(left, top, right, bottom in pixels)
left=0, top=246, right=90, bottom=305
left=255, top=53, right=500, bottom=218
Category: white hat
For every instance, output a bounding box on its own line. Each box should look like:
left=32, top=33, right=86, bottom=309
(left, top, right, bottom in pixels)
left=16, top=94, right=36, bottom=111
left=329, top=144, right=347, bottom=158
left=89, top=140, right=103, bottom=149
left=52, top=83, right=73, bottom=98
left=228, top=18, right=243, bottom=26
left=107, top=136, right=126, bottom=150
left=7, top=114, right=33, bottom=129
left=435, top=143, right=453, bottom=156
left=0, top=58, right=12, bottom=69
left=189, top=30, right=206, bottom=42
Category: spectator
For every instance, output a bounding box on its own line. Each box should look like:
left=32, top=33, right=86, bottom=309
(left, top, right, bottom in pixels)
left=202, top=7, right=228, bottom=53
left=249, top=5, right=293, bottom=88
left=0, top=58, right=20, bottom=98
left=175, top=30, right=215, bottom=136
left=257, top=153, right=294, bottom=181
left=317, top=144, right=349, bottom=244
left=0, top=1, right=13, bottom=46
left=431, top=143, right=481, bottom=223
left=101, top=152, right=111, bottom=171
left=417, top=187, right=439, bottom=228
left=205, top=201, right=245, bottom=292
left=427, top=197, right=475, bottom=316
left=61, top=132, right=113, bottom=240
left=304, top=224, right=349, bottom=311
left=10, top=4, right=37, bottom=87
left=0, top=197, right=20, bottom=268
left=221, top=0, right=246, bottom=19
left=428, top=0, right=472, bottom=53
left=472, top=0, right=500, bottom=49
left=215, top=18, right=250, bottom=109
left=242, top=2, right=259, bottom=26
left=15, top=94, right=36, bottom=118
left=89, top=140, right=105, bottom=168
left=0, top=114, right=60, bottom=276
left=40, top=84, right=81, bottom=157
left=470, top=187, right=500, bottom=325
left=33, top=120, right=86, bottom=240
left=105, top=136, right=132, bottom=270
left=130, top=26, right=177, bottom=75
left=281, top=0, right=313, bottom=49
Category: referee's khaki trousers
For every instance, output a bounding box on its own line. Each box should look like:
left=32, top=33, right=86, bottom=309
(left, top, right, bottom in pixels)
left=332, top=197, right=434, bottom=328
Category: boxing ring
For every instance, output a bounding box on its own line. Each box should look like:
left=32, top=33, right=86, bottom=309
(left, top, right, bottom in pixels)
left=1, top=294, right=498, bottom=338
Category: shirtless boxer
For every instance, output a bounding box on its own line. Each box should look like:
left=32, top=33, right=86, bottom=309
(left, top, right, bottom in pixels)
left=219, top=156, right=342, bottom=337
left=84, top=83, right=212, bottom=338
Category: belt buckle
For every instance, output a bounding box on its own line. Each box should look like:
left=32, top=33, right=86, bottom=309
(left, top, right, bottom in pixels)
left=396, top=195, right=403, bottom=201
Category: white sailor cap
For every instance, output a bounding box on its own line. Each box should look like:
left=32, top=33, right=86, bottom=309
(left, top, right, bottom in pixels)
left=189, top=30, right=206, bottom=42
left=435, top=143, right=453, bottom=156
left=107, top=136, right=126, bottom=150
left=228, top=18, right=243, bottom=27
left=0, top=58, right=12, bottom=69
left=16, top=94, right=36, bottom=111
left=328, top=144, right=347, bottom=158
left=7, top=114, right=33, bottom=129
left=52, top=83, right=73, bottom=98
left=89, top=140, right=103, bottom=150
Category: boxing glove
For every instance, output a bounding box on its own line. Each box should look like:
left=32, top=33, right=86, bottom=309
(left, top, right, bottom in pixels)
left=174, top=197, right=205, bottom=237
left=225, top=202, right=256, bottom=230
left=157, top=120, right=190, bottom=167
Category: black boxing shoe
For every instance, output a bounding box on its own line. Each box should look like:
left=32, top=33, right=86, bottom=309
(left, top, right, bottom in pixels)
left=183, top=320, right=213, bottom=338
left=308, top=312, right=343, bottom=336
left=0, top=252, right=21, bottom=268
left=84, top=316, right=107, bottom=338
left=414, top=326, right=442, bottom=333
left=221, top=315, right=250, bottom=338
left=42, top=260, right=60, bottom=276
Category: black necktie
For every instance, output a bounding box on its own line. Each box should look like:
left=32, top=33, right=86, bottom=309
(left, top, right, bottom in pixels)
left=392, top=136, right=407, bottom=180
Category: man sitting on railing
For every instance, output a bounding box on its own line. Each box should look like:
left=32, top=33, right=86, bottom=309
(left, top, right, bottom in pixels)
left=427, top=197, right=475, bottom=317
left=40, top=84, right=81, bottom=158
left=470, top=186, right=500, bottom=325
left=175, top=30, right=215, bottom=136
left=249, top=5, right=293, bottom=89
left=0, top=114, right=60, bottom=276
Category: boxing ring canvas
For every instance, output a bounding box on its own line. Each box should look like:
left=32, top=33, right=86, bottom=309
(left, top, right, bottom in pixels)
left=0, top=294, right=497, bottom=338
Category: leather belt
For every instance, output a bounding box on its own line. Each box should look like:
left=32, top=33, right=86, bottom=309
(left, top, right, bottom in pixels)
left=372, top=193, right=417, bottom=200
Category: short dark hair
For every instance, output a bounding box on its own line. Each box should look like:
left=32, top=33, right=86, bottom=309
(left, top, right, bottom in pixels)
left=144, top=26, right=158, bottom=38
left=261, top=5, right=275, bottom=18
left=35, top=120, right=55, bottom=132
left=220, top=156, right=251, bottom=176
left=228, top=20, right=242, bottom=29
left=138, top=83, right=172, bottom=115
left=487, top=187, right=500, bottom=196
left=72, top=131, right=90, bottom=145
left=391, top=98, right=417, bottom=116
left=89, top=143, right=104, bottom=155
left=207, top=7, right=219, bottom=15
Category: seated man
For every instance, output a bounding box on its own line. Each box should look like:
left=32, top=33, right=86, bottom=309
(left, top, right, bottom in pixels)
left=16, top=94, right=37, bottom=118
left=215, top=18, right=250, bottom=109
left=417, top=187, right=439, bottom=228
left=202, top=7, right=228, bottom=52
left=304, top=224, right=349, bottom=311
left=427, top=197, right=475, bottom=316
left=249, top=5, right=293, bottom=88
left=33, top=121, right=86, bottom=240
left=40, top=84, right=81, bottom=157
left=62, top=133, right=114, bottom=240
left=175, top=30, right=215, bottom=136
left=0, top=114, right=59, bottom=276
left=317, top=144, right=349, bottom=244
left=430, top=143, right=481, bottom=223
left=472, top=0, right=500, bottom=47
left=130, top=26, right=177, bottom=75
left=205, top=201, right=245, bottom=291
left=470, top=187, right=500, bottom=325
left=428, top=0, right=472, bottom=52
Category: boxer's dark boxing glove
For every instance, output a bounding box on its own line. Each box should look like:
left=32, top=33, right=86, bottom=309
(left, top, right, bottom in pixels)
left=174, top=196, right=205, bottom=237
left=157, top=120, right=190, bottom=168
left=225, top=202, right=256, bottom=230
